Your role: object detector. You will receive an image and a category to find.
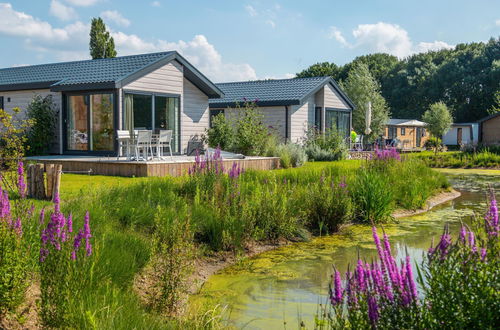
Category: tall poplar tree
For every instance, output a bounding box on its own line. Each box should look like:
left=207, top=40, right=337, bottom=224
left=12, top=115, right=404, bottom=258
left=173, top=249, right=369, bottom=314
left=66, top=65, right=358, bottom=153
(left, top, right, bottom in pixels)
left=89, top=17, right=117, bottom=59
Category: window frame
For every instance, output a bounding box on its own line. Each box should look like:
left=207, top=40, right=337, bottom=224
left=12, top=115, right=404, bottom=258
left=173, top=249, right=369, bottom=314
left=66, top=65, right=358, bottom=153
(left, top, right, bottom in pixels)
left=400, top=127, right=406, bottom=136
left=122, top=89, right=181, bottom=153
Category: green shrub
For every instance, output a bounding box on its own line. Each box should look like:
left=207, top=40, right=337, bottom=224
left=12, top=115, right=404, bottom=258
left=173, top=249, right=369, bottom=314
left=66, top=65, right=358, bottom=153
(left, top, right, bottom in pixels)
left=0, top=108, right=32, bottom=169
left=305, top=177, right=353, bottom=234
left=232, top=104, right=269, bottom=156
left=149, top=204, right=195, bottom=315
left=275, top=143, right=307, bottom=168
left=204, top=113, right=233, bottom=150
left=303, top=127, right=347, bottom=161
left=26, top=94, right=57, bottom=156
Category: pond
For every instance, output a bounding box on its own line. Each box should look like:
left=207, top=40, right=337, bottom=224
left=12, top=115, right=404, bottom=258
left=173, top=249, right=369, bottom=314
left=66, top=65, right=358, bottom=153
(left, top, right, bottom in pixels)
left=190, top=169, right=500, bottom=329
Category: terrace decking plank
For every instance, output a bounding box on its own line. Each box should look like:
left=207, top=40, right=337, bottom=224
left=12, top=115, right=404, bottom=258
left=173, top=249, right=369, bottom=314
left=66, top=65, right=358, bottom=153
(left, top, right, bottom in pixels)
left=27, top=156, right=280, bottom=178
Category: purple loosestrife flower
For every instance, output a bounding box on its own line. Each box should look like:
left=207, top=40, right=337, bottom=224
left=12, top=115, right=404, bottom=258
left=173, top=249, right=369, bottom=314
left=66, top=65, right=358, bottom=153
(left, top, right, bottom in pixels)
left=17, top=161, right=26, bottom=198
left=356, top=259, right=367, bottom=292
left=39, top=207, right=46, bottom=225
left=0, top=189, right=12, bottom=221
left=468, top=230, right=477, bottom=253
left=14, top=217, right=22, bottom=236
left=459, top=225, right=467, bottom=242
left=72, top=229, right=84, bottom=260
left=485, top=195, right=498, bottom=236
left=367, top=295, right=379, bottom=325
left=480, top=248, right=487, bottom=261
left=84, top=211, right=92, bottom=256
left=405, top=255, right=418, bottom=301
left=330, top=270, right=343, bottom=305
left=66, top=213, right=73, bottom=233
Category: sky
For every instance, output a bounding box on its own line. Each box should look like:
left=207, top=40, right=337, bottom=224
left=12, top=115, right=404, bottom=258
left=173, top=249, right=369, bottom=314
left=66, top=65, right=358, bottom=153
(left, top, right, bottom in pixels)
left=0, top=0, right=499, bottom=82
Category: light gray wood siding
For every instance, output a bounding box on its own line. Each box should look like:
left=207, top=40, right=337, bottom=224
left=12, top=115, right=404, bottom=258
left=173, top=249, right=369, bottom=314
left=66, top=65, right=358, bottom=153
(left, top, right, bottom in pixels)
left=324, top=83, right=350, bottom=109
left=224, top=106, right=287, bottom=140
left=0, top=89, right=63, bottom=154
left=182, top=78, right=209, bottom=153
left=123, top=60, right=183, bottom=95
left=289, top=96, right=315, bottom=143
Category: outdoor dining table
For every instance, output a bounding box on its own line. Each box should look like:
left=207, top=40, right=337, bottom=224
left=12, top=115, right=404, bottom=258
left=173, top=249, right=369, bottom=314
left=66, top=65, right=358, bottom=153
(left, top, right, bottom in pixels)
left=118, top=130, right=160, bottom=161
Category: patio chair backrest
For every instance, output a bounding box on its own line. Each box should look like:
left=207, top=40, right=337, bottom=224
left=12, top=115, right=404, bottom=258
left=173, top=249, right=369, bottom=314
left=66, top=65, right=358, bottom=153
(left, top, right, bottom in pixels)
left=158, top=130, right=173, bottom=143
left=116, top=130, right=130, bottom=139
left=136, top=130, right=152, bottom=144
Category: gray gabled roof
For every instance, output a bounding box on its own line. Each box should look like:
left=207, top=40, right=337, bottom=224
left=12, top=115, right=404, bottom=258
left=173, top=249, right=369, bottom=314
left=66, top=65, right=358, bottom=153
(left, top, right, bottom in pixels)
left=209, top=76, right=355, bottom=108
left=0, top=51, right=223, bottom=98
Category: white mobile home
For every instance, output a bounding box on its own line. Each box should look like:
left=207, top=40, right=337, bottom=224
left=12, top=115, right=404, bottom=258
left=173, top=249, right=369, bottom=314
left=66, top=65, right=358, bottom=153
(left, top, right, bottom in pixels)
left=442, top=123, right=479, bottom=146
left=208, top=77, right=355, bottom=142
left=0, top=51, right=223, bottom=155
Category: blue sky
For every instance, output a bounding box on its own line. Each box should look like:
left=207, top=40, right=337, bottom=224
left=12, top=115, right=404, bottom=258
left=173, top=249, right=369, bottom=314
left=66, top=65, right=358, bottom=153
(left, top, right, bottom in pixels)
left=1, top=0, right=499, bottom=82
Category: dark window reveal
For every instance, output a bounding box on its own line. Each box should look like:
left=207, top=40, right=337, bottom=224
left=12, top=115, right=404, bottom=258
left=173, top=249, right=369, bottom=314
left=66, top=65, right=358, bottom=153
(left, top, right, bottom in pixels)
left=400, top=127, right=406, bottom=135
left=0, top=96, right=4, bottom=110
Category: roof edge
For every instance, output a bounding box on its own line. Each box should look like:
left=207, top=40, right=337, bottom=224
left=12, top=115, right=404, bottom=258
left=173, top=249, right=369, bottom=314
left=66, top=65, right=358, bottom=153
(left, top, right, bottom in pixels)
left=115, top=51, right=224, bottom=98
left=209, top=99, right=300, bottom=108
left=0, top=81, right=57, bottom=92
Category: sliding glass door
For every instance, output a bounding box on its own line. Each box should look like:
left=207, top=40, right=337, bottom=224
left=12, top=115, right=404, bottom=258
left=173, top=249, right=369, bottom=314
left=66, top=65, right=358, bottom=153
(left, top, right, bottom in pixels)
left=124, top=92, right=180, bottom=152
left=66, top=93, right=114, bottom=152
left=325, top=108, right=350, bottom=137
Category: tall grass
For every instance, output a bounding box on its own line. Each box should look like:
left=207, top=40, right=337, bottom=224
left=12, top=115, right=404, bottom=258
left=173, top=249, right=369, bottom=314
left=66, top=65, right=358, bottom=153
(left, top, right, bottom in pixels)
left=415, top=150, right=500, bottom=168
left=1, top=158, right=449, bottom=328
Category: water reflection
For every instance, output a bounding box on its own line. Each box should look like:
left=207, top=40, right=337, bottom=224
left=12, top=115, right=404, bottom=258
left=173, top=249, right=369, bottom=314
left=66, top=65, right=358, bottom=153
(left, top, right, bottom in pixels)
left=193, top=170, right=499, bottom=329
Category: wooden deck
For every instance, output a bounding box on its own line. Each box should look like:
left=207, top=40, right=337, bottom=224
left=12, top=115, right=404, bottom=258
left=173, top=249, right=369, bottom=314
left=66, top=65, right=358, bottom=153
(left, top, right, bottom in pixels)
left=27, top=156, right=281, bottom=177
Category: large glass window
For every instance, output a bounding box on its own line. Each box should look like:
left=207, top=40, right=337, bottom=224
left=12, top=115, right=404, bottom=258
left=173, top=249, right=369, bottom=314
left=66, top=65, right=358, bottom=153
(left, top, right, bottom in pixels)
left=124, top=92, right=180, bottom=152
left=325, top=108, right=350, bottom=136
left=155, top=96, right=179, bottom=152
left=91, top=94, right=114, bottom=151
left=66, top=93, right=114, bottom=152
left=67, top=95, right=88, bottom=151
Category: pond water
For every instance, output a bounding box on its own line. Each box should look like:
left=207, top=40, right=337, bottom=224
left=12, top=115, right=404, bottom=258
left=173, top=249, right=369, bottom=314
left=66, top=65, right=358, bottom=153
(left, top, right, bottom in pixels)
left=191, top=169, right=500, bottom=329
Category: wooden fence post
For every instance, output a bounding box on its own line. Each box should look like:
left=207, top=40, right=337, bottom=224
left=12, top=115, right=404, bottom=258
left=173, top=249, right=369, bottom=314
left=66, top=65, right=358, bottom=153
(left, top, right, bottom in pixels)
left=52, top=164, right=62, bottom=201
left=27, top=164, right=35, bottom=198
left=34, top=164, right=46, bottom=200
left=45, top=164, right=54, bottom=200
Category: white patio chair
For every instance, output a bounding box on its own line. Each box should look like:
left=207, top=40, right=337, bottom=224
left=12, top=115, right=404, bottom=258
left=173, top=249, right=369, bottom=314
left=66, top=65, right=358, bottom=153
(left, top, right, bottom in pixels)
left=134, top=130, right=153, bottom=161
left=116, top=130, right=131, bottom=160
left=353, top=135, right=364, bottom=151
left=155, top=130, right=173, bottom=160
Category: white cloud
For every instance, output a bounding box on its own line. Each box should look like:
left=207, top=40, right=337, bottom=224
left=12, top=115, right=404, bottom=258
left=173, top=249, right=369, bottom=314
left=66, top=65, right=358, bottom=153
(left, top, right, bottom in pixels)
left=0, top=3, right=69, bottom=40
left=352, top=22, right=412, bottom=57
left=50, top=0, right=77, bottom=21
left=245, top=5, right=257, bottom=17
left=63, top=0, right=99, bottom=6
left=329, top=22, right=454, bottom=58
left=496, top=19, right=500, bottom=26
left=266, top=20, right=276, bottom=28
left=151, top=1, right=161, bottom=7
left=328, top=26, right=349, bottom=47
left=101, top=10, right=130, bottom=27
left=415, top=41, right=454, bottom=53
left=0, top=3, right=256, bottom=81
left=154, top=35, right=257, bottom=82
left=262, top=73, right=295, bottom=80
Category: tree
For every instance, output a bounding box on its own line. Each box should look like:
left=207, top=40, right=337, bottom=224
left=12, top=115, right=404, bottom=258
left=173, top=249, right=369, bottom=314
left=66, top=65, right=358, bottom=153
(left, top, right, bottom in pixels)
left=422, top=102, right=453, bottom=153
left=296, top=62, right=341, bottom=81
left=340, top=62, right=390, bottom=141
left=89, top=17, right=117, bottom=59
left=488, top=90, right=500, bottom=115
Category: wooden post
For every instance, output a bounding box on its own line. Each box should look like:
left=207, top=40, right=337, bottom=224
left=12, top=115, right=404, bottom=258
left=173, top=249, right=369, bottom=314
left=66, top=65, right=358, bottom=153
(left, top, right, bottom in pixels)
left=34, top=164, right=46, bottom=200
left=27, top=164, right=35, bottom=198
left=52, top=164, right=62, bottom=201
left=45, top=164, right=54, bottom=200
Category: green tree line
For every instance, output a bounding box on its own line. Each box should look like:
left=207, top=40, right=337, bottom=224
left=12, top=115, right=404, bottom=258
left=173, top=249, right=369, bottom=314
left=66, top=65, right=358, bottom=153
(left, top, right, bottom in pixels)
left=297, top=37, right=500, bottom=122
